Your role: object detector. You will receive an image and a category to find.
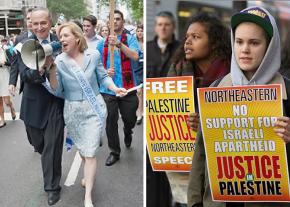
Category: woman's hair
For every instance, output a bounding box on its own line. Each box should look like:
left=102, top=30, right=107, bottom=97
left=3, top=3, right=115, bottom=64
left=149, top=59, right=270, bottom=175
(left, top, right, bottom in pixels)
left=137, top=24, right=143, bottom=30
left=57, top=22, right=88, bottom=52
left=72, top=20, right=83, bottom=31
left=171, top=12, right=231, bottom=64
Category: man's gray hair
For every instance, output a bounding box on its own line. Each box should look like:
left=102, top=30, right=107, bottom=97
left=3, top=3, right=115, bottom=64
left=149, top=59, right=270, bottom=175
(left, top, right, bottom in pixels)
left=31, top=7, right=52, bottom=21
left=155, top=11, right=176, bottom=26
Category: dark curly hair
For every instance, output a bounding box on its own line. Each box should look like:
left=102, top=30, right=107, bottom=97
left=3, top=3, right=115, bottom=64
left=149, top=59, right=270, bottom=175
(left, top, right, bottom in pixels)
left=171, top=12, right=231, bottom=64
left=280, top=36, right=290, bottom=79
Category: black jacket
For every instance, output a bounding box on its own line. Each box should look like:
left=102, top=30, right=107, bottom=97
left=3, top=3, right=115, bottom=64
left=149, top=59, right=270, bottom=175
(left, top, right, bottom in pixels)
left=146, top=35, right=180, bottom=78
left=17, top=33, right=64, bottom=129
left=9, top=31, right=31, bottom=87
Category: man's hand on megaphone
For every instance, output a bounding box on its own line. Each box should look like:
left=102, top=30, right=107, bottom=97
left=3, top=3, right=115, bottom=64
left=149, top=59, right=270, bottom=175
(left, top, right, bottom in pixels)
left=43, top=55, right=54, bottom=70
left=39, top=55, right=54, bottom=76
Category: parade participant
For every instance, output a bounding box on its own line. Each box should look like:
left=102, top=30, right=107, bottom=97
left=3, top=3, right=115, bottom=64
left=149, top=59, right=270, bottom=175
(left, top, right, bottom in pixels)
left=15, top=7, right=64, bottom=206
left=0, top=37, right=16, bottom=127
left=9, top=8, right=34, bottom=96
left=166, top=12, right=231, bottom=206
left=187, top=6, right=290, bottom=207
left=44, top=22, right=127, bottom=207
left=147, top=11, right=180, bottom=78
left=136, top=24, right=143, bottom=51
left=135, top=24, right=144, bottom=125
left=134, top=24, right=144, bottom=84
left=97, top=9, right=139, bottom=166
left=83, top=15, right=103, bottom=49
left=99, top=25, right=109, bottom=38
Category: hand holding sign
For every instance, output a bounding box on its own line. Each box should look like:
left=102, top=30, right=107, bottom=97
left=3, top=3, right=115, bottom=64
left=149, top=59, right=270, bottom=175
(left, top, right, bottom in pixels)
left=187, top=113, right=200, bottom=132
left=274, top=116, right=290, bottom=143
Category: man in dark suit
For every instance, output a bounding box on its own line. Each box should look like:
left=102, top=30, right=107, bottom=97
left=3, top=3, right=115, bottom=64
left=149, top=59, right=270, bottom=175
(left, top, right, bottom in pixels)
left=9, top=8, right=33, bottom=96
left=15, top=7, right=64, bottom=206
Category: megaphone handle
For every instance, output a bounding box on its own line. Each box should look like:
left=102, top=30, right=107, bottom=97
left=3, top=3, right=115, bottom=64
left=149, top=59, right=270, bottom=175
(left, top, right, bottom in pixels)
left=34, top=40, right=39, bottom=71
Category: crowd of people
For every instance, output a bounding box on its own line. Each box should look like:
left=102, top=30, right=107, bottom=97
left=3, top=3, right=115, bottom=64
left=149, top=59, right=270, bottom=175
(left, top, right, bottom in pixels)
left=0, top=6, right=143, bottom=207
left=0, top=37, right=16, bottom=128
left=147, top=5, right=290, bottom=207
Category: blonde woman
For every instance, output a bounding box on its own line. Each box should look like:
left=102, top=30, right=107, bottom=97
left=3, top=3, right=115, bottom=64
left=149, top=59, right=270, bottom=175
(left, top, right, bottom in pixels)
left=43, top=22, right=127, bottom=207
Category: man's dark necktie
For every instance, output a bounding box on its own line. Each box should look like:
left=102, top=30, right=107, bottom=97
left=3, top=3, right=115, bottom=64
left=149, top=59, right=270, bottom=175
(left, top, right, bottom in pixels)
left=41, top=39, right=49, bottom=44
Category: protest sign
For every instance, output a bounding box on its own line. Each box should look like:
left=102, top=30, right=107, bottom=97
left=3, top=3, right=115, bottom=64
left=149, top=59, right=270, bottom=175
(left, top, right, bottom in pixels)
left=198, top=84, right=290, bottom=201
left=146, top=76, right=196, bottom=171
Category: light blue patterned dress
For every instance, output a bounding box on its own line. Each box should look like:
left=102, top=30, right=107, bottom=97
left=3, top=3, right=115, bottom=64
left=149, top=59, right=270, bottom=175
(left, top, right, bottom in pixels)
left=43, top=49, right=113, bottom=157
left=64, top=95, right=107, bottom=157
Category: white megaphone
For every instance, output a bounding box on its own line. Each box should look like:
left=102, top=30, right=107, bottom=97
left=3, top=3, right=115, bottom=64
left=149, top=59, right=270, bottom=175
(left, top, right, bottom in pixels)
left=20, top=39, right=61, bottom=70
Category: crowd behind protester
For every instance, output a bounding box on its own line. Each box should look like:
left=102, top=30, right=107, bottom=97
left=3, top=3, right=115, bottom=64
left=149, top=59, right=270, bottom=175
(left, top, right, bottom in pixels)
left=0, top=6, right=143, bottom=207
left=280, top=30, right=290, bottom=79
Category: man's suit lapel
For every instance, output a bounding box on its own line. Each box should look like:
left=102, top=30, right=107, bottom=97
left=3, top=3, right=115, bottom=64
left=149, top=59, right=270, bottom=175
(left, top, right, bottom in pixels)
left=50, top=33, right=58, bottom=42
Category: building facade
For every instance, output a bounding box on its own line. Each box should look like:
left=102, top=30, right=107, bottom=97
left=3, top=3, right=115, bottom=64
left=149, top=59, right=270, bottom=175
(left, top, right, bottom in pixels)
left=0, top=0, right=46, bottom=36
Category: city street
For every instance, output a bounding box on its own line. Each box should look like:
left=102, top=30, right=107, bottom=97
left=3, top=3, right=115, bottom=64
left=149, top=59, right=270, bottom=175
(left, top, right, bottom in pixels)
left=0, top=93, right=143, bottom=207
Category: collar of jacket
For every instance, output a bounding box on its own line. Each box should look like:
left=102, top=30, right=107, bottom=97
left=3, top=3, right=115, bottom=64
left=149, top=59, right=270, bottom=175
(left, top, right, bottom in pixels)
left=153, top=34, right=177, bottom=47
left=58, top=49, right=92, bottom=71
